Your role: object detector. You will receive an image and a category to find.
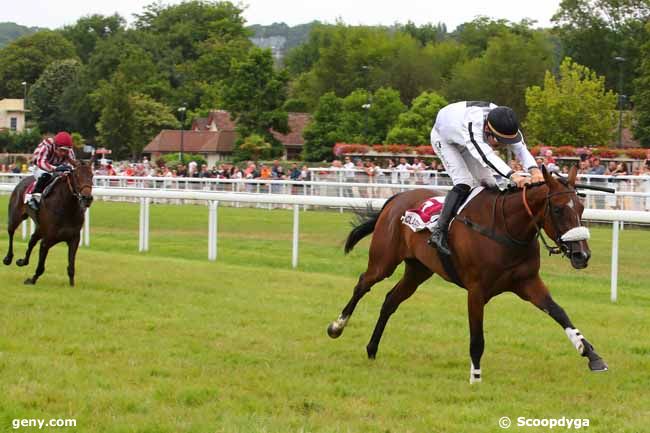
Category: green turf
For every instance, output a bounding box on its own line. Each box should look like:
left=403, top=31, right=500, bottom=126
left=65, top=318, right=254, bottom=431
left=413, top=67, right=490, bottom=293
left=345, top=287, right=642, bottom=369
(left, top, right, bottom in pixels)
left=1, top=196, right=649, bottom=432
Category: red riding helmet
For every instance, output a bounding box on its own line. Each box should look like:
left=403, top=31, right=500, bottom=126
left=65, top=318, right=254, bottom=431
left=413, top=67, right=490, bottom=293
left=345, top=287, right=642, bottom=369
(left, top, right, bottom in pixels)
left=54, top=132, right=73, bottom=150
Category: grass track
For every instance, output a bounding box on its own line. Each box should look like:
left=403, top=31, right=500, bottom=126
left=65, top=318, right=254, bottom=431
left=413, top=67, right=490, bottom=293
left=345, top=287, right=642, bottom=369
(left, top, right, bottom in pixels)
left=1, top=196, right=649, bottom=432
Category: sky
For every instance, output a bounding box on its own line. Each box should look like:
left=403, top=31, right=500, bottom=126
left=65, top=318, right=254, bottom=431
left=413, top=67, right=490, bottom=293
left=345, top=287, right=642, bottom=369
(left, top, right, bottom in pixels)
left=4, top=0, right=561, bottom=30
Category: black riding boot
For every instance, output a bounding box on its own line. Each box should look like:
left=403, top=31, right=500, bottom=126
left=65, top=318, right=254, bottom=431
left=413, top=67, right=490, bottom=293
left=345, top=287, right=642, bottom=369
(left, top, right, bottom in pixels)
left=28, top=173, right=51, bottom=211
left=428, top=184, right=471, bottom=255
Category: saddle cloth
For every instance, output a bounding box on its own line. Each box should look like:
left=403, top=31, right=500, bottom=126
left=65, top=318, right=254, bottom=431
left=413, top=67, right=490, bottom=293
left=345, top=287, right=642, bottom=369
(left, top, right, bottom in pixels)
left=23, top=176, right=61, bottom=204
left=401, top=187, right=484, bottom=232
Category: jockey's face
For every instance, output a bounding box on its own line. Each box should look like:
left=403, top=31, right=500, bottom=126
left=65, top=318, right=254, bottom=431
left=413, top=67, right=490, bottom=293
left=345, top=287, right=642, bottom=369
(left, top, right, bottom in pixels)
left=484, top=124, right=499, bottom=147
left=54, top=147, right=68, bottom=158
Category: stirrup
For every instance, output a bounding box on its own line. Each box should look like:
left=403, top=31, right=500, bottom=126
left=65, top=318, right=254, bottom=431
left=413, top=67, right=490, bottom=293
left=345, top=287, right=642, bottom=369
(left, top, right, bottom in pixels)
left=428, top=228, right=451, bottom=255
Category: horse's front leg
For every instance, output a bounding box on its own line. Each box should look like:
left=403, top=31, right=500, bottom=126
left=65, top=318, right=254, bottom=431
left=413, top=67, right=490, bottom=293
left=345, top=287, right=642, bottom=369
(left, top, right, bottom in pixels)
left=521, top=277, right=608, bottom=372
left=16, top=230, right=42, bottom=267
left=467, top=290, right=485, bottom=384
left=67, top=235, right=80, bottom=286
left=24, top=239, right=53, bottom=285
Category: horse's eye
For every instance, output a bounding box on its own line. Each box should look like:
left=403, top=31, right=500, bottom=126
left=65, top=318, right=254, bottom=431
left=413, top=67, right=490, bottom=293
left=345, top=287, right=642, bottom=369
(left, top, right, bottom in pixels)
left=553, top=207, right=562, bottom=215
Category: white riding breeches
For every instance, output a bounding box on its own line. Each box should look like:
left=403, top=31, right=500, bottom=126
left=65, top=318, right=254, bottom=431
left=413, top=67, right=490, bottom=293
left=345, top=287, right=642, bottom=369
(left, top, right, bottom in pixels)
left=33, top=167, right=50, bottom=179
left=431, top=129, right=497, bottom=188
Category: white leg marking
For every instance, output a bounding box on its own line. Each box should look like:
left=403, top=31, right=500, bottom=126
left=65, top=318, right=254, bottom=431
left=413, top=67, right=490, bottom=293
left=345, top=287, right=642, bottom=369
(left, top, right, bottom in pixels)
left=469, top=362, right=482, bottom=384
left=565, top=327, right=585, bottom=354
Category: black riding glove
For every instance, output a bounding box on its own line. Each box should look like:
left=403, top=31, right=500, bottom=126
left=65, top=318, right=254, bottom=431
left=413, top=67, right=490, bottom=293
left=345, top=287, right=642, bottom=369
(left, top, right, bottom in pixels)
left=55, top=164, right=71, bottom=172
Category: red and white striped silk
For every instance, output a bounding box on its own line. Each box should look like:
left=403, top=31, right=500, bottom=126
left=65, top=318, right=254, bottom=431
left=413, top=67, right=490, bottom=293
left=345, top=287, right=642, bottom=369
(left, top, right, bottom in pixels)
left=32, top=138, right=76, bottom=172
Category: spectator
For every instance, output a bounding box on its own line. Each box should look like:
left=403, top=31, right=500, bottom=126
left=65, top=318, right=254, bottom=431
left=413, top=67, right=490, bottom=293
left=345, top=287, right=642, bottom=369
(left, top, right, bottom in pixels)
left=588, top=157, right=606, bottom=208
left=343, top=156, right=355, bottom=181
left=300, top=165, right=310, bottom=181
left=396, top=157, right=412, bottom=183
left=289, top=163, right=301, bottom=180
left=271, top=160, right=285, bottom=179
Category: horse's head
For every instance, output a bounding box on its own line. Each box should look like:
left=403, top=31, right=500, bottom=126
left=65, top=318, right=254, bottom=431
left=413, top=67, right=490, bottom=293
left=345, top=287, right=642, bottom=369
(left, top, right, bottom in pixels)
left=69, top=160, right=94, bottom=209
left=541, top=164, right=590, bottom=269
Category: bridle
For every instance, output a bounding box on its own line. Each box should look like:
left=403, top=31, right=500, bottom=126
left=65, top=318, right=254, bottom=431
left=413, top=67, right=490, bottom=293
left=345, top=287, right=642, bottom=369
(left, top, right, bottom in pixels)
left=521, top=183, right=589, bottom=257
left=456, top=182, right=589, bottom=258
left=62, top=168, right=94, bottom=208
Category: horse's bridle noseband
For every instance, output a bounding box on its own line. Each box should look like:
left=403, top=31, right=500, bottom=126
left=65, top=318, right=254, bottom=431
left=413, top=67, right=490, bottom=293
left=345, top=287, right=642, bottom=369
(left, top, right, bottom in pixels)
left=522, top=184, right=587, bottom=257
left=62, top=169, right=94, bottom=207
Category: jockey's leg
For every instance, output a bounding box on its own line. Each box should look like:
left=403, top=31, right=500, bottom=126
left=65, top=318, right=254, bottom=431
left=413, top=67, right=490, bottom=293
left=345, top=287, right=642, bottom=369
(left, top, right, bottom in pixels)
left=429, top=130, right=473, bottom=255
left=428, top=184, right=470, bottom=254
left=462, top=150, right=498, bottom=188
left=520, top=277, right=608, bottom=372
left=28, top=171, right=52, bottom=211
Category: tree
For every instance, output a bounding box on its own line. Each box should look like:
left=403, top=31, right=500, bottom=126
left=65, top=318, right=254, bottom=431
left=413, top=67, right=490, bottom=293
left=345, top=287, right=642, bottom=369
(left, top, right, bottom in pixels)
left=552, top=0, right=650, bottom=96
left=221, top=48, right=289, bottom=157
left=387, top=91, right=448, bottom=144
left=446, top=30, right=553, bottom=117
left=29, top=59, right=82, bottom=133
left=633, top=23, right=650, bottom=148
left=131, top=94, right=180, bottom=160
left=525, top=57, right=617, bottom=147
left=0, top=31, right=77, bottom=98
left=61, top=14, right=126, bottom=63
left=302, top=92, right=345, bottom=161
left=238, top=134, right=272, bottom=161
left=94, top=72, right=135, bottom=158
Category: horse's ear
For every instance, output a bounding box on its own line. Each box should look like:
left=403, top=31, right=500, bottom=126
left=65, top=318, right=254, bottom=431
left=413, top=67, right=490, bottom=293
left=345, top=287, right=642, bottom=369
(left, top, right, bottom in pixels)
left=568, top=164, right=578, bottom=186
left=541, top=164, right=552, bottom=184
left=71, top=159, right=80, bottom=168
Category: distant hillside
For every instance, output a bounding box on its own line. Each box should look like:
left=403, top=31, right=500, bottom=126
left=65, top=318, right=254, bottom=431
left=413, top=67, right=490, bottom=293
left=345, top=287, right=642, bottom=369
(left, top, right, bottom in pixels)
left=248, top=22, right=317, bottom=61
left=0, top=22, right=46, bottom=47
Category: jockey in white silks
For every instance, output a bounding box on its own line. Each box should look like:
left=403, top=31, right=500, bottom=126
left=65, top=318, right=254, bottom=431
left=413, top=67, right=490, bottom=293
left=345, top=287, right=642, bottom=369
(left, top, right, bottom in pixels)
left=429, top=101, right=544, bottom=255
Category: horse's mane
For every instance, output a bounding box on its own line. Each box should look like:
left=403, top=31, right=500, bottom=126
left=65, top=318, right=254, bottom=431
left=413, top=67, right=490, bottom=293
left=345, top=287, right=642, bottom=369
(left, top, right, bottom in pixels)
left=483, top=181, right=548, bottom=196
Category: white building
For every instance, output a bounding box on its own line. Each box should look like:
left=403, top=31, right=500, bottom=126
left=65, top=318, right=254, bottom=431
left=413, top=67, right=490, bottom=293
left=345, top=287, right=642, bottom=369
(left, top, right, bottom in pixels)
left=0, top=99, right=26, bottom=132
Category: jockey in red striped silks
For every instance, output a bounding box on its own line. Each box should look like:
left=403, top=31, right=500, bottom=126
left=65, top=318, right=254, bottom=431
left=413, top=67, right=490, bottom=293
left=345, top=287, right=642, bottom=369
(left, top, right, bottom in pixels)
left=27, top=132, right=76, bottom=211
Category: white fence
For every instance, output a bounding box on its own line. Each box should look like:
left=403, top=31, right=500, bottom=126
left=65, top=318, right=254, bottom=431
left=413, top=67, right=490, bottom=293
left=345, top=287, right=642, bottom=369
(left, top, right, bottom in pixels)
left=2, top=172, right=650, bottom=211
left=1, top=184, right=649, bottom=303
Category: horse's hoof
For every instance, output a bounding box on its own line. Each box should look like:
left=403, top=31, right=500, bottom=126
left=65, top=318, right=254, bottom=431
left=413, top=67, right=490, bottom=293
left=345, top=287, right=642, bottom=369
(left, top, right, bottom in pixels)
left=327, top=323, right=343, bottom=339
left=24, top=278, right=34, bottom=285
left=366, top=345, right=377, bottom=359
left=16, top=259, right=27, bottom=267
left=589, top=358, right=608, bottom=372
left=3, top=256, right=12, bottom=266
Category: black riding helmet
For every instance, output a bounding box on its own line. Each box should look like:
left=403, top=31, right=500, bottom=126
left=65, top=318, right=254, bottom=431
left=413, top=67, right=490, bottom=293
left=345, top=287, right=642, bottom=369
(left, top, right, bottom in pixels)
left=486, top=106, right=522, bottom=145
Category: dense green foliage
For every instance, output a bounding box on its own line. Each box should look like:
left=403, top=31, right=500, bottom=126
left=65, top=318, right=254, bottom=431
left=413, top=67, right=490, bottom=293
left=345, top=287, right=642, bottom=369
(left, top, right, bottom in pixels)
left=1, top=198, right=649, bottom=432
left=525, top=58, right=618, bottom=147
left=0, top=22, right=44, bottom=47
left=2, top=0, right=649, bottom=158
left=633, top=22, right=650, bottom=148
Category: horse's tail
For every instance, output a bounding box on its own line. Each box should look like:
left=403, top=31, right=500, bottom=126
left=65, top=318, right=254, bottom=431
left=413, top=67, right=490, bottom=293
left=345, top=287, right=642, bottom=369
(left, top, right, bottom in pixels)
left=344, top=193, right=399, bottom=254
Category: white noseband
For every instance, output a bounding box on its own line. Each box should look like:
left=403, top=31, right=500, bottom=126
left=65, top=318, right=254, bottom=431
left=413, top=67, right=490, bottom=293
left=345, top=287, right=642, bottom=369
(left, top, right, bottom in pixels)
left=560, top=226, right=590, bottom=242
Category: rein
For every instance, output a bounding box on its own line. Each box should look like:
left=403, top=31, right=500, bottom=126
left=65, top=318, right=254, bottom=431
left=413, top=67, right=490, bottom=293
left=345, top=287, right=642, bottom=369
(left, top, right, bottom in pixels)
left=522, top=185, right=563, bottom=256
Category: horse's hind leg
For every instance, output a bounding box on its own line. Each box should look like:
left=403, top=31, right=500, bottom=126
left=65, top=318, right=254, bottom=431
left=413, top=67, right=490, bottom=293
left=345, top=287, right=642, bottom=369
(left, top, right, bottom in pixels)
left=327, top=256, right=400, bottom=339
left=3, top=208, right=27, bottom=266
left=66, top=234, right=80, bottom=286
left=520, top=276, right=608, bottom=372
left=366, top=258, right=432, bottom=359
left=24, top=239, right=54, bottom=285
left=16, top=229, right=41, bottom=267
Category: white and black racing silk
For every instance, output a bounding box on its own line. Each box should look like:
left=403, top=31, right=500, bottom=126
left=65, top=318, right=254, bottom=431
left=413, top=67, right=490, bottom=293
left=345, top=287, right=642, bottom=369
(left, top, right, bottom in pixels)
left=432, top=101, right=537, bottom=178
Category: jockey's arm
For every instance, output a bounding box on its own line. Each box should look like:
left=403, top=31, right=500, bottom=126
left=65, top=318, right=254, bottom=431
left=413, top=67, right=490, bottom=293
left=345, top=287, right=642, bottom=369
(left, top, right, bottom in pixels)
left=509, top=140, right=543, bottom=182
left=33, top=142, right=56, bottom=172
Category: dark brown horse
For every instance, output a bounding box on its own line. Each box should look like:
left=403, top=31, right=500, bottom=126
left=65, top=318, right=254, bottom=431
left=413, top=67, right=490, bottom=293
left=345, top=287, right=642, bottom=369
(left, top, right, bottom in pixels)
left=327, top=165, right=607, bottom=383
left=3, top=160, right=94, bottom=285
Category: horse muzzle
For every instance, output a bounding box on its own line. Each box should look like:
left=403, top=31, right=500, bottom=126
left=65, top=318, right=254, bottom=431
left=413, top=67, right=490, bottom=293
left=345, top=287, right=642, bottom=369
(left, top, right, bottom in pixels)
left=80, top=195, right=94, bottom=208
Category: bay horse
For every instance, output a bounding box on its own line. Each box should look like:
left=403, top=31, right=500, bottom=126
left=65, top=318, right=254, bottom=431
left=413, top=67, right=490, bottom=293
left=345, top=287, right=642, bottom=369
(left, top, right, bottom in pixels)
left=327, top=165, right=608, bottom=383
left=3, top=160, right=94, bottom=286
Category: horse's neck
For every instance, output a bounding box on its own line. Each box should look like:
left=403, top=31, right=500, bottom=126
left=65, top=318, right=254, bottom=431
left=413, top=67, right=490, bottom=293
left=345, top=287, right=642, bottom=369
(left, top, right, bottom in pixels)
left=503, top=185, right=548, bottom=237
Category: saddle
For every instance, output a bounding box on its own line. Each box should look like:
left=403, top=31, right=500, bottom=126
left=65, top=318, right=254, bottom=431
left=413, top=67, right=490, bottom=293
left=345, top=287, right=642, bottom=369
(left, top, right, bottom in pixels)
left=401, top=187, right=484, bottom=232
left=23, top=175, right=63, bottom=204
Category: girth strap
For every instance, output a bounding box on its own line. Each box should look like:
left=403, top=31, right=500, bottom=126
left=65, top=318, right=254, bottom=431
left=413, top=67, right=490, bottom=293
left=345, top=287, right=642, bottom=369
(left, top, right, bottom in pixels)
left=456, top=215, right=532, bottom=248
